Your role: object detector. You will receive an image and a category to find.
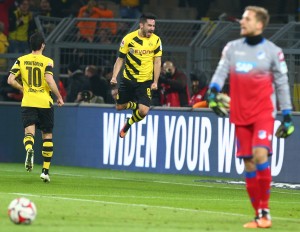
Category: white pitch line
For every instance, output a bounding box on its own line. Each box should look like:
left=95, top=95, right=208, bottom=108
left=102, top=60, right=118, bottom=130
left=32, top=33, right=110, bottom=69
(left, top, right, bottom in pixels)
left=4, top=192, right=300, bottom=223
left=1, top=168, right=300, bottom=195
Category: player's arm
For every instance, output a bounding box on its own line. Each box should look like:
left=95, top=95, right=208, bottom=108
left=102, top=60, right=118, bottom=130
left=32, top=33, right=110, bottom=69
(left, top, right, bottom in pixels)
left=151, top=56, right=161, bottom=90
left=45, top=73, right=64, bottom=106
left=7, top=73, right=23, bottom=92
left=207, top=42, right=231, bottom=116
left=110, top=57, right=124, bottom=86
left=272, top=49, right=294, bottom=138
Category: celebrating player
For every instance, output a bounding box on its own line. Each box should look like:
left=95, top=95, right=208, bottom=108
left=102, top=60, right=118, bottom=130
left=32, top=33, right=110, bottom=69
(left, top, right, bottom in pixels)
left=110, top=13, right=162, bottom=138
left=207, top=6, right=294, bottom=228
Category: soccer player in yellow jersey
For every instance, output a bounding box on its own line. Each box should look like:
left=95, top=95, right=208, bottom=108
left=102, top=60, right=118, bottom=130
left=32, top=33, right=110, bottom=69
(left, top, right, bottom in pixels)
left=110, top=13, right=162, bottom=138
left=7, top=32, right=64, bottom=182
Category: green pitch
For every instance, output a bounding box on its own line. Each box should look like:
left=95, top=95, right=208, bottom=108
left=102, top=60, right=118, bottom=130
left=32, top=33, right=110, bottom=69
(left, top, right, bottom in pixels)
left=0, top=163, right=299, bottom=232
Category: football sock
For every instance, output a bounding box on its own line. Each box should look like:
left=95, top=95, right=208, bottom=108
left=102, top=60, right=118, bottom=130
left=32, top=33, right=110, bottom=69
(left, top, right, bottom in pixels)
left=257, top=162, right=271, bottom=210
left=129, top=109, right=145, bottom=125
left=245, top=171, right=260, bottom=216
left=23, top=133, right=34, bottom=151
left=125, top=101, right=137, bottom=110
left=42, top=139, right=53, bottom=172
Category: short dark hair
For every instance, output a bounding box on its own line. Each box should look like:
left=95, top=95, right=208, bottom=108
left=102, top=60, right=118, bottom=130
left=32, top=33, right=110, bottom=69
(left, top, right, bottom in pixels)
left=139, top=13, right=157, bottom=24
left=30, top=32, right=45, bottom=51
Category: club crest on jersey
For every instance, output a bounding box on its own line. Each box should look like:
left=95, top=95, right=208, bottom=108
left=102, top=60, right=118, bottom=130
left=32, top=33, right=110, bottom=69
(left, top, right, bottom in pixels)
left=235, top=61, right=255, bottom=73
left=257, top=51, right=266, bottom=60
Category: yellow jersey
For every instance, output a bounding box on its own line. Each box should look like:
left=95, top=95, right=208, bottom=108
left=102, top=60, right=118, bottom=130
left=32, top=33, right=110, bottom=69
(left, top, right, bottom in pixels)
left=119, top=29, right=162, bottom=82
left=10, top=53, right=54, bottom=108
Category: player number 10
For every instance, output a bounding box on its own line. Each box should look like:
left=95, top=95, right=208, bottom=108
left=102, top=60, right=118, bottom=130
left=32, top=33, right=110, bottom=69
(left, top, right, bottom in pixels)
left=26, top=67, right=42, bottom=87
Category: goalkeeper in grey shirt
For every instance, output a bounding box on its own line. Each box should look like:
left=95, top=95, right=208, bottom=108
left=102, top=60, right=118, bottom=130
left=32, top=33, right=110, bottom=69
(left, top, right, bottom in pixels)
left=207, top=6, right=294, bottom=229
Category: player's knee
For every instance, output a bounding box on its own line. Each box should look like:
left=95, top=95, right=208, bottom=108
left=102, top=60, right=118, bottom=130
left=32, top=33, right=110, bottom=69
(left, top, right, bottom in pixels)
left=116, top=104, right=125, bottom=110
left=138, top=108, right=149, bottom=117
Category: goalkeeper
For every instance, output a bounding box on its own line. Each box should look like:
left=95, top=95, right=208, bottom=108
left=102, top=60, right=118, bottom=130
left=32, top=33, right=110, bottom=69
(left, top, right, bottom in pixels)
left=207, top=6, right=294, bottom=229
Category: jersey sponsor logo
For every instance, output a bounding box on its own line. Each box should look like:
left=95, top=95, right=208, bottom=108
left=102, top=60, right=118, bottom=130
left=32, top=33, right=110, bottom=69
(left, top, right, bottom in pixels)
left=28, top=88, right=45, bottom=93
left=129, top=48, right=154, bottom=55
left=235, top=62, right=255, bottom=73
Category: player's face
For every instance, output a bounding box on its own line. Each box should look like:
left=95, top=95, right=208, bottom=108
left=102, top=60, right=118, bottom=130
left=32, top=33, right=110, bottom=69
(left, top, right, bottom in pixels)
left=240, top=10, right=262, bottom=36
left=140, top=19, right=156, bottom=38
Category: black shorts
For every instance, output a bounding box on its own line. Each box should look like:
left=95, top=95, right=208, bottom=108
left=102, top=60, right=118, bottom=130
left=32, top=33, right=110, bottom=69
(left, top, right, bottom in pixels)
left=117, top=77, right=152, bottom=107
left=21, top=107, right=54, bottom=133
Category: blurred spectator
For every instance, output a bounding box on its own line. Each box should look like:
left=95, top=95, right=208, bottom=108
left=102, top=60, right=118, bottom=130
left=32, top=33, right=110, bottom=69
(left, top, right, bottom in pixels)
left=28, top=0, right=40, bottom=14
left=75, top=90, right=104, bottom=104
left=66, top=63, right=90, bottom=102
left=159, top=61, right=190, bottom=107
left=0, top=72, right=23, bottom=101
left=77, top=0, right=102, bottom=43
left=35, top=0, right=52, bottom=16
left=179, top=0, right=213, bottom=19
left=8, top=0, right=35, bottom=53
left=0, top=0, right=15, bottom=36
left=0, top=21, right=9, bottom=71
left=94, top=28, right=112, bottom=44
left=50, top=0, right=84, bottom=18
left=189, top=70, right=209, bottom=108
left=32, top=0, right=55, bottom=35
left=58, top=79, right=67, bottom=101
left=98, top=1, right=117, bottom=35
left=84, top=65, right=109, bottom=102
left=113, top=22, right=129, bottom=43
left=119, top=0, right=141, bottom=19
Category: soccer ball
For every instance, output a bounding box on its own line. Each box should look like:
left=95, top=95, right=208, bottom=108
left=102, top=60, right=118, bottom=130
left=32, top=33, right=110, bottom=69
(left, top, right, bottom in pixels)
left=8, top=197, right=37, bottom=224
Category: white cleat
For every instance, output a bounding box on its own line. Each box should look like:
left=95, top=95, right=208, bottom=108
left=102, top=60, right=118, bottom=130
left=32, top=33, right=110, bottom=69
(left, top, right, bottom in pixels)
left=40, top=173, right=50, bottom=183
left=25, top=149, right=34, bottom=172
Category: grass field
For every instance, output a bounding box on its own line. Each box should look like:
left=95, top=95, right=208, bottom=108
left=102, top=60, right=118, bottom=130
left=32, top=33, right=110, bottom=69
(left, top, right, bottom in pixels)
left=0, top=163, right=299, bottom=232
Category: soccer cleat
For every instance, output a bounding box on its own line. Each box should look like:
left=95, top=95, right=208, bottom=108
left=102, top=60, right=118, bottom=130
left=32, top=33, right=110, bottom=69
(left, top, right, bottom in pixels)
left=119, top=118, right=131, bottom=138
left=40, top=172, right=50, bottom=183
left=257, top=209, right=272, bottom=228
left=25, top=149, right=34, bottom=172
left=243, top=216, right=259, bottom=228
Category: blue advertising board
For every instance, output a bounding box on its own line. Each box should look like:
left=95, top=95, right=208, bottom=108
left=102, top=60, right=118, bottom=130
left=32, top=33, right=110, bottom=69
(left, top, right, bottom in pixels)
left=0, top=103, right=299, bottom=183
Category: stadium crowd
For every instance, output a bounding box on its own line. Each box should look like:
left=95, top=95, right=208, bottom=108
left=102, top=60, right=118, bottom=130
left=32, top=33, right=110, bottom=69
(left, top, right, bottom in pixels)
left=0, top=0, right=298, bottom=104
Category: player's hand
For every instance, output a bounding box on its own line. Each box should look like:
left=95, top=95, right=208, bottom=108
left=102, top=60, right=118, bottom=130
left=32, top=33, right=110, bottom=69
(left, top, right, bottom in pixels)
left=151, top=82, right=158, bottom=90
left=275, top=114, right=295, bottom=138
left=110, top=77, right=117, bottom=86
left=57, top=97, right=64, bottom=107
left=207, top=88, right=230, bottom=117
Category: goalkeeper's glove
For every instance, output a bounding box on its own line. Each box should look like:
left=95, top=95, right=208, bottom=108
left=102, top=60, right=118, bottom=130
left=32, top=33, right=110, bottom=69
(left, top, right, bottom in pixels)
left=207, top=87, right=230, bottom=117
left=275, top=113, right=295, bottom=138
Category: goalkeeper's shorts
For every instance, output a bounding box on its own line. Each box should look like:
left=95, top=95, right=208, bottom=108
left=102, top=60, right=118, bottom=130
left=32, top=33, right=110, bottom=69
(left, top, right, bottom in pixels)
left=235, top=119, right=274, bottom=158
